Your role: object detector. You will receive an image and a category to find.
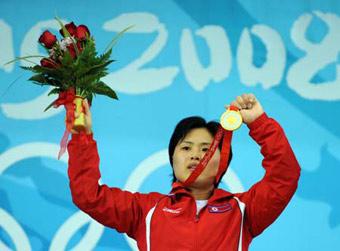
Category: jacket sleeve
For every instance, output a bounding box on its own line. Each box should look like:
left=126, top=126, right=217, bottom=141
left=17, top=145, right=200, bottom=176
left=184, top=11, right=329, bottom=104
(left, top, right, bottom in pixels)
left=237, top=113, right=301, bottom=237
left=67, top=133, right=160, bottom=238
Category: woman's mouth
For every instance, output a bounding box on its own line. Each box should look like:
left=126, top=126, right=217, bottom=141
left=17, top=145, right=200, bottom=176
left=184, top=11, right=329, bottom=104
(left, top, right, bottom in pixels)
left=188, top=164, right=198, bottom=171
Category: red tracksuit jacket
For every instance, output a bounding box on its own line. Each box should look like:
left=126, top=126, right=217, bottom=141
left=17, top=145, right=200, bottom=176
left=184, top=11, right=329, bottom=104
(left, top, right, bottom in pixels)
left=67, top=113, right=300, bottom=251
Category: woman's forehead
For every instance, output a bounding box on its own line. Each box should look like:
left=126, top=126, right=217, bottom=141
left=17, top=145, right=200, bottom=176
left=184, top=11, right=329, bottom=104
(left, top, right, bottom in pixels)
left=181, top=128, right=214, bottom=143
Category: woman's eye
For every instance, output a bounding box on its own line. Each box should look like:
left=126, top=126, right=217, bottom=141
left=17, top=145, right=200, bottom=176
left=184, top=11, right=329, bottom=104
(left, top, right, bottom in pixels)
left=202, top=148, right=209, bottom=152
left=182, top=146, right=190, bottom=151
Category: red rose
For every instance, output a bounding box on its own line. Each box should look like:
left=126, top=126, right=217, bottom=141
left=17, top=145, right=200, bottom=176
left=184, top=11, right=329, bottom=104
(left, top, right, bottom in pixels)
left=77, top=41, right=83, bottom=52
left=38, top=30, right=57, bottom=49
left=75, top=25, right=90, bottom=40
left=67, top=44, right=76, bottom=59
left=40, top=58, right=58, bottom=68
left=66, top=42, right=82, bottom=59
left=59, top=22, right=77, bottom=37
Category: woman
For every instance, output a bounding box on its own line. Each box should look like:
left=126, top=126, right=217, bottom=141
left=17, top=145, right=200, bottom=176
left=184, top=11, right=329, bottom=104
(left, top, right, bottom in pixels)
left=67, top=93, right=300, bottom=251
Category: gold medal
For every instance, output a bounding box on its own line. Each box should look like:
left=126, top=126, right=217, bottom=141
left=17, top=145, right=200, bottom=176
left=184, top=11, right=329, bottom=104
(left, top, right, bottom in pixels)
left=220, top=107, right=242, bottom=131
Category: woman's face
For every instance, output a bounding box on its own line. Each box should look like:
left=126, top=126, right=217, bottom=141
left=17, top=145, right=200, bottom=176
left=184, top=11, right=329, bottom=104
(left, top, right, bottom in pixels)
left=172, top=128, right=220, bottom=188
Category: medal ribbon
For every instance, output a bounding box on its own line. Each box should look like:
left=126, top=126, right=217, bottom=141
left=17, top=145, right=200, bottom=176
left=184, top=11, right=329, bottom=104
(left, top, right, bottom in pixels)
left=215, top=130, right=232, bottom=184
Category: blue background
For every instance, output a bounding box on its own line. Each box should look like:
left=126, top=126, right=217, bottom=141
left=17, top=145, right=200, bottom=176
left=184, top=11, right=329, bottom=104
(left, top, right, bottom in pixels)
left=1, top=0, right=340, bottom=250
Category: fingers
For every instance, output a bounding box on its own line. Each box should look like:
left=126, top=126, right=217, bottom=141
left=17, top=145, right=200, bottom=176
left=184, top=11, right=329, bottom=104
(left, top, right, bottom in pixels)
left=83, top=99, right=91, bottom=115
left=237, top=95, right=247, bottom=109
left=228, top=93, right=257, bottom=110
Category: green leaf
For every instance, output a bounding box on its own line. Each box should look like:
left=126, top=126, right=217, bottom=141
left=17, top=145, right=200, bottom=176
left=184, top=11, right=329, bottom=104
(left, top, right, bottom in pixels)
left=98, top=49, right=112, bottom=63
left=28, top=73, right=61, bottom=87
left=103, top=25, right=134, bottom=54
left=47, top=88, right=61, bottom=96
left=88, top=93, right=93, bottom=104
left=5, top=55, right=44, bottom=65
left=20, top=66, right=36, bottom=72
left=29, top=74, right=48, bottom=84
left=61, top=51, right=73, bottom=66
left=44, top=100, right=56, bottom=112
left=91, top=81, right=118, bottom=100
left=86, top=60, right=114, bottom=75
left=0, top=73, right=25, bottom=100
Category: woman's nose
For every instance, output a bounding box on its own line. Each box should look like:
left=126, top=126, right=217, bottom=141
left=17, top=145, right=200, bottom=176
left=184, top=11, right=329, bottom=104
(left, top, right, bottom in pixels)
left=191, top=155, right=200, bottom=160
left=190, top=151, right=201, bottom=160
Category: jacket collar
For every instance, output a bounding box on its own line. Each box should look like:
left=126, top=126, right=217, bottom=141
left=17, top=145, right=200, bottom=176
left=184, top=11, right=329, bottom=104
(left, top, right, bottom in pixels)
left=169, top=182, right=234, bottom=203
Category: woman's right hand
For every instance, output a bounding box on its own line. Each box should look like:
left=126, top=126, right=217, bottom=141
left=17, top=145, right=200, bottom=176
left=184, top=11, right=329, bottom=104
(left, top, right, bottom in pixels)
left=71, top=99, right=93, bottom=134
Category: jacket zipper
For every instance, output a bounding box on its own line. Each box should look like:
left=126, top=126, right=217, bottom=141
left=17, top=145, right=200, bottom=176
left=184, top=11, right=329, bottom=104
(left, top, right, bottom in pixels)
left=195, top=214, right=200, bottom=222
left=193, top=204, right=207, bottom=250
left=194, top=214, right=199, bottom=250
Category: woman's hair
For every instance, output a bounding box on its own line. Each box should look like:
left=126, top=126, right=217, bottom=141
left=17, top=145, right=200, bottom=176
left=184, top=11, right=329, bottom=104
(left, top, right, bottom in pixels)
left=168, top=116, right=232, bottom=187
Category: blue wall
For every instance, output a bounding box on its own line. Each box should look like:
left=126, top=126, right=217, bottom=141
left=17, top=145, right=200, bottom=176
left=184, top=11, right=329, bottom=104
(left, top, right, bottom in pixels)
left=1, top=0, right=340, bottom=250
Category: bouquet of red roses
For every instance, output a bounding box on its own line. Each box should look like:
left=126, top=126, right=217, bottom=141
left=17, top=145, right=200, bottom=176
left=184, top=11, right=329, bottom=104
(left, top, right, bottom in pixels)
left=8, top=18, right=130, bottom=158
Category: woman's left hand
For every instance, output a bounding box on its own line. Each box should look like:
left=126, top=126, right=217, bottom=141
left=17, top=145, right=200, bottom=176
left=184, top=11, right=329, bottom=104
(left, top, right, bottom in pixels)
left=227, top=94, right=264, bottom=125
